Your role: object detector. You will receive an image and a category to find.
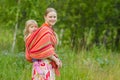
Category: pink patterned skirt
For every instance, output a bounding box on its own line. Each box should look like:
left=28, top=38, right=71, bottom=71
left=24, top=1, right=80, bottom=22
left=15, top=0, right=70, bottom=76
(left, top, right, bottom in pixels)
left=32, top=59, right=55, bottom=80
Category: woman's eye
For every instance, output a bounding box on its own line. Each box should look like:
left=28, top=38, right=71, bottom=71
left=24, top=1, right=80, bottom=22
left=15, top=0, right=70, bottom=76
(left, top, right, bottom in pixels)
left=54, top=16, right=56, bottom=18
left=49, top=16, right=56, bottom=18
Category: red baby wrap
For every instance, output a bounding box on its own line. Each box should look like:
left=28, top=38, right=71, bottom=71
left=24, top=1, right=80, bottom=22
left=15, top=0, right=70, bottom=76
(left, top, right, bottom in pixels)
left=25, top=23, right=60, bottom=76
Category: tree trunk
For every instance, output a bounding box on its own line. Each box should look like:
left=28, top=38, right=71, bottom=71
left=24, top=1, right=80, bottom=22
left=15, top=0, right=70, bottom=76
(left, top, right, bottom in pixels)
left=11, top=0, right=20, bottom=53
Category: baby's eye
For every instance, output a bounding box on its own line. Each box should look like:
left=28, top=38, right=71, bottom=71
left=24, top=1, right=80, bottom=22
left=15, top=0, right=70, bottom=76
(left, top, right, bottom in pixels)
left=34, top=25, right=38, bottom=28
left=30, top=26, right=34, bottom=28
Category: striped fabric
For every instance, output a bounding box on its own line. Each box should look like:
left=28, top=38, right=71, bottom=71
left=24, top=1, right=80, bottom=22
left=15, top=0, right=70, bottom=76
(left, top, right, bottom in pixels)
left=25, top=23, right=60, bottom=76
left=25, top=23, right=57, bottom=62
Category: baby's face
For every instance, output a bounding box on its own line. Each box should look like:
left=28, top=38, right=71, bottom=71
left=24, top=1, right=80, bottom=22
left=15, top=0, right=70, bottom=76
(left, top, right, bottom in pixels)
left=28, top=23, right=38, bottom=34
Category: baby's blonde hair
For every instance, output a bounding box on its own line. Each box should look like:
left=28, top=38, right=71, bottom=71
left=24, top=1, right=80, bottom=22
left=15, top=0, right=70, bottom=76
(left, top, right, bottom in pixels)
left=23, top=20, right=38, bottom=40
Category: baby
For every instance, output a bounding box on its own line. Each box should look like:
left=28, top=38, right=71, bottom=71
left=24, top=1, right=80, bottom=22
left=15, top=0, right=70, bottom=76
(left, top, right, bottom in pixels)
left=24, top=20, right=38, bottom=40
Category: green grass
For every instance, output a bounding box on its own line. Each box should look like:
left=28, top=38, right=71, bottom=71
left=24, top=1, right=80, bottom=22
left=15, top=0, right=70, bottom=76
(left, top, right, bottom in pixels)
left=0, top=30, right=13, bottom=51
left=0, top=46, right=120, bottom=80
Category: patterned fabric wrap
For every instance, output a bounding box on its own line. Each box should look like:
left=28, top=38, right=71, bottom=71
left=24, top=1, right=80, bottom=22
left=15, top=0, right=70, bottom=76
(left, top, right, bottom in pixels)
left=25, top=23, right=60, bottom=76
left=32, top=59, right=55, bottom=80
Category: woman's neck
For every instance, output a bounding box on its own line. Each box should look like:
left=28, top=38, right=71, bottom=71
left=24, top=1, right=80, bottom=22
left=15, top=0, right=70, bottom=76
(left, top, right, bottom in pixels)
left=45, top=22, right=52, bottom=28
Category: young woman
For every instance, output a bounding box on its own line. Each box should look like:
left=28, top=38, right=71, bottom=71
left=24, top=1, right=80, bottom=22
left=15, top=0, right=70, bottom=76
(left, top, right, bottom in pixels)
left=24, top=8, right=62, bottom=80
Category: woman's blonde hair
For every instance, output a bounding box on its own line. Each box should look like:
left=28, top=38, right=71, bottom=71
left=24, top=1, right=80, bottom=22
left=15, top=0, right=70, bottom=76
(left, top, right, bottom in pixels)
left=23, top=20, right=38, bottom=40
left=44, top=7, right=57, bottom=16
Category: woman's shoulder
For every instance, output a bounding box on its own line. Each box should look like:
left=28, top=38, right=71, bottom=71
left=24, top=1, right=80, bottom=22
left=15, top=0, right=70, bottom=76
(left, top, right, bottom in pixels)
left=40, top=26, right=52, bottom=33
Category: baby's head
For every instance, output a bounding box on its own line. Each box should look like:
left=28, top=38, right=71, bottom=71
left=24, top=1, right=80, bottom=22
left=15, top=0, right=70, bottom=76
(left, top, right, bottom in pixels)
left=24, top=20, right=38, bottom=39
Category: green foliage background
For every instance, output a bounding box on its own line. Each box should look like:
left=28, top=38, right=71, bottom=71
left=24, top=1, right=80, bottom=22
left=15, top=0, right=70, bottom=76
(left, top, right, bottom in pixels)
left=0, top=0, right=120, bottom=80
left=0, top=0, right=120, bottom=52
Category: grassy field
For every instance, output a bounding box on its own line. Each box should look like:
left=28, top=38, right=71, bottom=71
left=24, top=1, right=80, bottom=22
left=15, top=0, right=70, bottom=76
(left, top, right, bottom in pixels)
left=0, top=46, right=120, bottom=80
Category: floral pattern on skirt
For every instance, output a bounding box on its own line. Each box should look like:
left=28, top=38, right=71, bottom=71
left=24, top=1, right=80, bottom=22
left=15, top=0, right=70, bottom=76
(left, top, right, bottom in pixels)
left=32, top=59, right=55, bottom=80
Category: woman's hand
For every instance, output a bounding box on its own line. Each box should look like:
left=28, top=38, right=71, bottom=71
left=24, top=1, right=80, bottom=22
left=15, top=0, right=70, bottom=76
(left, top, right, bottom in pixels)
left=49, top=55, right=62, bottom=68
left=55, top=58, right=62, bottom=68
left=58, top=59, right=62, bottom=68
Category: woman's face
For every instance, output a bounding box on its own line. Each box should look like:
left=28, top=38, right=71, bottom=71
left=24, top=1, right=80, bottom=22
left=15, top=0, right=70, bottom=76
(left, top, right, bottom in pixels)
left=28, top=24, right=38, bottom=34
left=44, top=11, right=57, bottom=26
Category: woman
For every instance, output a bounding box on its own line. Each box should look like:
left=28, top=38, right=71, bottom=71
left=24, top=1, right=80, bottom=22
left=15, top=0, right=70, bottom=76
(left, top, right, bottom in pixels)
left=24, top=8, right=62, bottom=80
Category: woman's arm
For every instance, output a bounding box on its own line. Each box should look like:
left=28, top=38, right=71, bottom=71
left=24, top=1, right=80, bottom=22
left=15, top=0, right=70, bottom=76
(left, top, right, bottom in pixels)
left=49, top=55, right=62, bottom=68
